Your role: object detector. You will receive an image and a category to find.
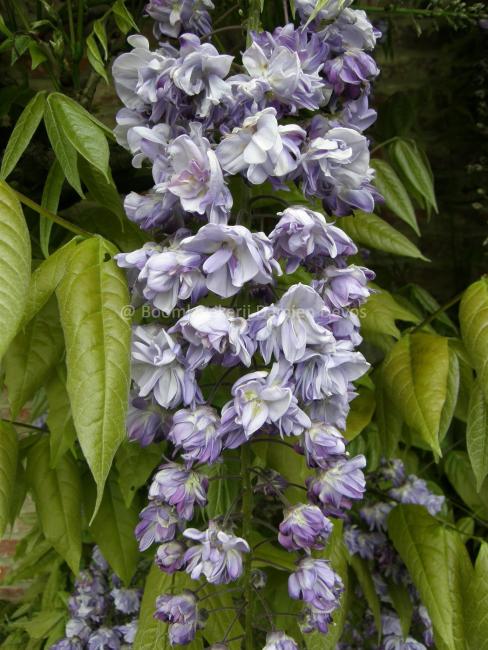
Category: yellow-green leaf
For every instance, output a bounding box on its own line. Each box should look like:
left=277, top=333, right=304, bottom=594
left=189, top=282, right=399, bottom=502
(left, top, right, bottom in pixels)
left=460, top=277, right=488, bottom=404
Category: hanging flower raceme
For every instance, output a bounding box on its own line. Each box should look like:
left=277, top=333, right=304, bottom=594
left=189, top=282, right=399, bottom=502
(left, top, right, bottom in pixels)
left=112, top=0, right=379, bottom=646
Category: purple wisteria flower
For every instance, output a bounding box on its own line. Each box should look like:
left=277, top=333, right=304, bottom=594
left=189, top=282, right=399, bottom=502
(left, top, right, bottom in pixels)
left=301, top=422, right=347, bottom=469
left=181, top=224, right=281, bottom=297
left=155, top=122, right=232, bottom=223
left=171, top=34, right=233, bottom=117
left=242, top=28, right=327, bottom=112
left=263, top=631, right=299, bottom=650
left=298, top=119, right=376, bottom=215
left=168, top=405, right=223, bottom=465
left=126, top=395, right=168, bottom=446
left=156, top=541, right=187, bottom=573
left=324, top=50, right=379, bottom=98
left=146, top=0, right=214, bottom=39
left=359, top=501, right=394, bottom=531
left=65, top=619, right=91, bottom=643
left=149, top=462, right=208, bottom=519
left=313, top=264, right=374, bottom=309
left=87, top=628, right=120, bottom=650
left=170, top=305, right=255, bottom=368
left=154, top=591, right=199, bottom=645
left=131, top=325, right=202, bottom=409
left=344, top=525, right=386, bottom=561
left=289, top=558, right=343, bottom=612
left=295, top=0, right=352, bottom=23
left=111, top=588, right=141, bottom=614
left=269, top=206, right=357, bottom=272
left=115, top=620, right=138, bottom=644
left=279, top=503, right=333, bottom=551
left=183, top=521, right=250, bottom=584
left=248, top=283, right=334, bottom=364
left=216, top=108, right=305, bottom=184
left=324, top=8, right=381, bottom=52
left=51, top=640, right=83, bottom=650
left=225, top=362, right=310, bottom=438
left=135, top=502, right=180, bottom=551
left=388, top=476, right=445, bottom=516
left=307, top=455, right=367, bottom=515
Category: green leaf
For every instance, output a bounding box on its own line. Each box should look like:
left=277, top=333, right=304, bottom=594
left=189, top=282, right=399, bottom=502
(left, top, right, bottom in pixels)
left=408, top=284, right=458, bottom=334
left=348, top=554, right=382, bottom=637
left=85, top=477, right=140, bottom=584
left=22, top=238, right=78, bottom=325
left=4, top=295, right=64, bottom=417
left=345, top=386, right=376, bottom=440
left=40, top=159, right=64, bottom=258
left=0, top=422, right=18, bottom=537
left=205, top=456, right=241, bottom=519
left=28, top=42, right=47, bottom=70
left=57, top=237, right=130, bottom=515
left=390, top=139, right=438, bottom=212
left=0, top=91, right=46, bottom=179
left=382, top=333, right=451, bottom=455
left=93, top=19, right=108, bottom=59
left=46, top=365, right=77, bottom=468
left=388, top=504, right=472, bottom=650
left=374, top=367, right=402, bottom=458
left=27, top=439, right=82, bottom=573
left=444, top=451, right=488, bottom=521
left=466, top=543, right=488, bottom=650
left=112, top=0, right=138, bottom=34
left=467, top=380, right=488, bottom=491
left=371, top=158, right=419, bottom=235
left=360, top=289, right=419, bottom=339
left=0, top=182, right=31, bottom=360
left=116, top=441, right=163, bottom=507
left=340, top=211, right=427, bottom=259
left=46, top=93, right=110, bottom=181
left=134, top=565, right=203, bottom=650
left=44, top=99, right=83, bottom=196
left=200, top=584, right=244, bottom=650
left=387, top=579, right=413, bottom=638
left=86, top=33, right=109, bottom=83
left=438, top=347, right=460, bottom=442
left=460, top=277, right=488, bottom=404
left=15, top=610, right=65, bottom=640
left=78, top=158, right=126, bottom=221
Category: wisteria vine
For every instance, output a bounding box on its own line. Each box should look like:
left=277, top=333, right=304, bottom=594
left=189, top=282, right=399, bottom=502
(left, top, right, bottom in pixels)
left=112, top=0, right=380, bottom=647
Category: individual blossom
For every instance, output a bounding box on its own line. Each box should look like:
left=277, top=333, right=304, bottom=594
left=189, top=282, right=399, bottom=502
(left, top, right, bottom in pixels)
left=51, top=639, right=84, bottom=650
left=376, top=458, right=406, bottom=487
left=339, top=92, right=377, bottom=133
left=263, top=630, right=299, bottom=650
left=269, top=206, right=357, bottom=272
left=344, top=525, right=386, bottom=561
left=65, top=618, right=91, bottom=643
left=170, top=305, right=255, bottom=369
left=307, top=390, right=355, bottom=432
left=301, top=422, right=347, bottom=469
left=115, top=241, right=162, bottom=298
left=216, top=107, right=305, bottom=184
left=123, top=189, right=183, bottom=230
left=171, top=34, right=233, bottom=117
left=254, top=468, right=289, bottom=496
left=155, top=591, right=199, bottom=645
left=156, top=541, right=187, bottom=573
left=359, top=501, right=394, bottom=531
left=135, top=502, right=181, bottom=551
left=313, top=264, right=374, bottom=309
left=289, top=558, right=343, bottom=612
left=131, top=325, right=202, bottom=409
left=227, top=362, right=311, bottom=438
left=156, top=123, right=232, bottom=223
left=299, top=119, right=376, bottom=215
left=146, top=0, right=214, bottom=39
left=248, top=283, right=334, bottom=364
left=388, top=476, right=445, bottom=516
left=307, top=455, right=367, bottom=516
left=324, top=50, right=379, bottom=99
left=168, top=405, right=223, bottom=464
left=294, top=343, right=370, bottom=402
left=148, top=462, right=208, bottom=519
left=242, top=29, right=327, bottom=112
left=87, top=627, right=120, bottom=650
left=279, top=503, right=333, bottom=551
left=139, top=241, right=207, bottom=315
left=181, top=223, right=281, bottom=297
left=111, top=588, right=141, bottom=615
left=115, top=620, right=138, bottom=644
left=324, top=8, right=381, bottom=52
left=126, top=395, right=169, bottom=446
left=183, top=521, right=250, bottom=584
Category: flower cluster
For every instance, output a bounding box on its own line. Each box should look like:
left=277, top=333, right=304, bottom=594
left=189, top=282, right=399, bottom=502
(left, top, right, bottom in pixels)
left=113, top=0, right=379, bottom=646
left=51, top=547, right=141, bottom=649
left=339, top=458, right=444, bottom=649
